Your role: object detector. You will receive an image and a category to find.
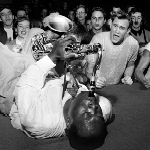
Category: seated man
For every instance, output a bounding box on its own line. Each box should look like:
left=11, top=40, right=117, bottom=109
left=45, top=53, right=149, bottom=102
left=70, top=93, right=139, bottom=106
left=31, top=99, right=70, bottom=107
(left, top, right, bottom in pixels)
left=135, top=42, right=150, bottom=88
left=9, top=36, right=112, bottom=150
left=86, top=12, right=139, bottom=88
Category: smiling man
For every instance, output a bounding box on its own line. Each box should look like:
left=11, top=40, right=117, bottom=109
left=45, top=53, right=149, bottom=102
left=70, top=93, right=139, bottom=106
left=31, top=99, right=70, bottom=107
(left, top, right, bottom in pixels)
left=86, top=12, right=139, bottom=88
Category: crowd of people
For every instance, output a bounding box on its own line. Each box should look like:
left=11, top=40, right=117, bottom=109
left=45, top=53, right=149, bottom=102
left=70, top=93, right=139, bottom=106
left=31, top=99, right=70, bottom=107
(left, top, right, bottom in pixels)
left=0, top=1, right=150, bottom=150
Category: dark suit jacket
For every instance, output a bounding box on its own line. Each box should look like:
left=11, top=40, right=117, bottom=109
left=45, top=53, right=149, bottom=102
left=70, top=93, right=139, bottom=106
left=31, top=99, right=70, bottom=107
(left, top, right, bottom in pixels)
left=0, top=22, right=16, bottom=45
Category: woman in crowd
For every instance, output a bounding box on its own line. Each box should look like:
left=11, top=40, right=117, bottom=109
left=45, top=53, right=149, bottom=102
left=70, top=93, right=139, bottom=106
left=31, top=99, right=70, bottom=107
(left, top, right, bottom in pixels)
left=6, top=16, right=31, bottom=53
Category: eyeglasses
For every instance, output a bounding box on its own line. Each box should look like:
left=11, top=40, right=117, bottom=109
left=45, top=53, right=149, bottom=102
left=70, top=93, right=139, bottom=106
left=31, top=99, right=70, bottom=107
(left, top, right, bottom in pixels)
left=76, top=12, right=85, bottom=15
left=0, top=11, right=12, bottom=17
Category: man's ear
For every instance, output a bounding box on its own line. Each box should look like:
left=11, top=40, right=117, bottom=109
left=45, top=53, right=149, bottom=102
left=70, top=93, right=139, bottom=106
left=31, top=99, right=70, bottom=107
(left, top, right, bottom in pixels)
left=124, top=28, right=131, bottom=40
left=127, top=28, right=131, bottom=34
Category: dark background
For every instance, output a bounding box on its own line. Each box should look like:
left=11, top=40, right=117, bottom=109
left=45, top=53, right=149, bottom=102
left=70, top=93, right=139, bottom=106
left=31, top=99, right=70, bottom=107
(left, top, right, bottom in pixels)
left=1, top=0, right=150, bottom=22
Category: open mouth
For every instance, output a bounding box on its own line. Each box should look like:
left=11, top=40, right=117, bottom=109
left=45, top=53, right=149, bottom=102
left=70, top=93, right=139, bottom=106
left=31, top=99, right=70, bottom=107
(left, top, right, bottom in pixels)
left=21, top=31, right=27, bottom=35
left=113, top=34, right=120, bottom=40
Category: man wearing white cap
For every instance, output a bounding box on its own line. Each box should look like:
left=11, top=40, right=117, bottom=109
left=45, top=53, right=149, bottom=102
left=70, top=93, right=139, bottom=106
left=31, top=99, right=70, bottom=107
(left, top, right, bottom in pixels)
left=9, top=33, right=112, bottom=150
left=25, top=13, right=74, bottom=61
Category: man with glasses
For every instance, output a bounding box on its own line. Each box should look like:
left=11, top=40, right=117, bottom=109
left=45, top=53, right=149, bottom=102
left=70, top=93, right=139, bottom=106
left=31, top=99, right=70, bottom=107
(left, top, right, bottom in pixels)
left=75, top=4, right=88, bottom=28
left=0, top=5, right=16, bottom=44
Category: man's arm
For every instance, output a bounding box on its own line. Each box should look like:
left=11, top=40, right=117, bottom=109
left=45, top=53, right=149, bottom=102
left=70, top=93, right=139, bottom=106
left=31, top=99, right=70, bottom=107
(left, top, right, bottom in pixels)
left=122, top=43, right=139, bottom=85
left=135, top=49, right=150, bottom=83
left=124, top=61, right=135, bottom=77
left=15, top=55, right=56, bottom=89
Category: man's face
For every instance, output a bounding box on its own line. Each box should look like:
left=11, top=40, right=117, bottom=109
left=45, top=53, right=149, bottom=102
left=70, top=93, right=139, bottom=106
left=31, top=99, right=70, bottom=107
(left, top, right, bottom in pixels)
left=63, top=2, right=68, bottom=10
left=110, top=17, right=129, bottom=44
left=91, top=11, right=105, bottom=31
left=17, top=10, right=26, bottom=18
left=17, top=20, right=30, bottom=39
left=67, top=92, right=103, bottom=124
left=41, top=9, right=48, bottom=18
left=23, top=4, right=30, bottom=14
left=68, top=11, right=74, bottom=21
left=131, top=12, right=142, bottom=29
left=112, top=7, right=121, bottom=15
left=0, top=8, right=13, bottom=26
left=76, top=7, right=87, bottom=21
left=86, top=19, right=92, bottom=31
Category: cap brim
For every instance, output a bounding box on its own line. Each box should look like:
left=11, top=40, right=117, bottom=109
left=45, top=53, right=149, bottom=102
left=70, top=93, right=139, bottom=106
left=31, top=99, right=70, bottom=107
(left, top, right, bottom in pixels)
left=48, top=15, right=73, bottom=33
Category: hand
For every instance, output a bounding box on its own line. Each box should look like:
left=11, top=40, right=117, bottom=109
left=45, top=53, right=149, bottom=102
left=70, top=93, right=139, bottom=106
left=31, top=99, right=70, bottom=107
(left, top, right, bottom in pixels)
left=96, top=77, right=106, bottom=88
left=121, top=76, right=133, bottom=85
left=48, top=36, right=76, bottom=63
left=139, top=47, right=145, bottom=56
left=143, top=78, right=150, bottom=88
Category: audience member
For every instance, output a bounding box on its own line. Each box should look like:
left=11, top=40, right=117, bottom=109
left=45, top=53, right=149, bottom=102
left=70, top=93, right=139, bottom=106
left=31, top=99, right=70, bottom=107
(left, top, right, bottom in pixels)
left=130, top=7, right=150, bottom=56
left=15, top=7, right=27, bottom=19
left=0, top=5, right=16, bottom=44
left=85, top=18, right=92, bottom=31
left=23, top=3, right=31, bottom=18
left=107, top=5, right=122, bottom=29
left=75, top=4, right=88, bottom=29
left=68, top=10, right=75, bottom=25
left=82, top=7, right=108, bottom=44
left=86, top=12, right=139, bottom=87
left=40, top=7, right=48, bottom=22
left=6, top=16, right=30, bottom=53
left=135, top=42, right=150, bottom=88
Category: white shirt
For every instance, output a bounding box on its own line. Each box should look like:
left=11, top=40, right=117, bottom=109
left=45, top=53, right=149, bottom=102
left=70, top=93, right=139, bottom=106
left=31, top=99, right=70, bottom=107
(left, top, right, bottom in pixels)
left=12, top=37, right=23, bottom=53
left=4, top=27, right=13, bottom=41
left=145, top=42, right=150, bottom=51
left=10, top=55, right=112, bottom=139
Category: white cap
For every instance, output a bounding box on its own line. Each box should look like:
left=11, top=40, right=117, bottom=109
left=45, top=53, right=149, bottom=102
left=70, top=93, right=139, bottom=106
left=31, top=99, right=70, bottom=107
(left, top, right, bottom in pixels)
left=43, top=13, right=73, bottom=33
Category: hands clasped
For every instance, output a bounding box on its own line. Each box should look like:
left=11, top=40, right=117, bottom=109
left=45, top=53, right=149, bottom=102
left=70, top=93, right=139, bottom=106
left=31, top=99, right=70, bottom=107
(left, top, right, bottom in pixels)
left=121, top=76, right=133, bottom=85
left=143, top=78, right=150, bottom=88
left=95, top=77, right=106, bottom=88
